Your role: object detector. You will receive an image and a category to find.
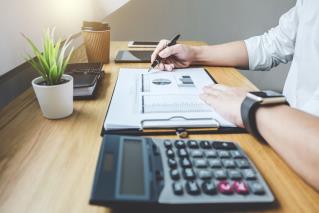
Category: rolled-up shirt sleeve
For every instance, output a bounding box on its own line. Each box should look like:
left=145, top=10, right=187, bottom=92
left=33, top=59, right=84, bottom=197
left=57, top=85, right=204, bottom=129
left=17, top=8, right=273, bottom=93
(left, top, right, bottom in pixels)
left=244, top=3, right=300, bottom=71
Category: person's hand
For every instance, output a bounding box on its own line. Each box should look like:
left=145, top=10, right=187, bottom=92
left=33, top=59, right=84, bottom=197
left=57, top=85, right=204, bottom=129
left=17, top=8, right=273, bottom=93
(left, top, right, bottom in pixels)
left=151, top=39, right=196, bottom=71
left=199, top=84, right=249, bottom=127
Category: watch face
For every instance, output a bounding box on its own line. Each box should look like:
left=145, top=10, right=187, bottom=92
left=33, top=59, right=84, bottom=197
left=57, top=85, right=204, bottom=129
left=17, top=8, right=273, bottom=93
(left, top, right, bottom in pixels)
left=248, top=90, right=287, bottom=105
left=250, top=90, right=283, bottom=98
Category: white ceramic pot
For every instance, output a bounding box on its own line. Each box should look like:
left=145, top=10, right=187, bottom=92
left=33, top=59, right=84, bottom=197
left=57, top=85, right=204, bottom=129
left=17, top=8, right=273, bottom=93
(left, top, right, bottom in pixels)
left=32, top=74, right=73, bottom=119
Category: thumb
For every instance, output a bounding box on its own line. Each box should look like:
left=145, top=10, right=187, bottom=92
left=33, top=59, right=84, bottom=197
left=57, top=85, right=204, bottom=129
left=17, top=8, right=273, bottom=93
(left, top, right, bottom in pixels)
left=158, top=45, right=179, bottom=58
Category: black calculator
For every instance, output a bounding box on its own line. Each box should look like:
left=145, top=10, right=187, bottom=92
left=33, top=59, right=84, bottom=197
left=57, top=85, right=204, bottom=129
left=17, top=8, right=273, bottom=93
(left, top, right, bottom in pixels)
left=90, top=135, right=274, bottom=208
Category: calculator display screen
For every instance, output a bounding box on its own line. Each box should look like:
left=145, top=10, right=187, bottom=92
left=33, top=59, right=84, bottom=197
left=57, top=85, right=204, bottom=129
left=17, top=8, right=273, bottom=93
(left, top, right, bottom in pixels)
left=120, top=139, right=145, bottom=196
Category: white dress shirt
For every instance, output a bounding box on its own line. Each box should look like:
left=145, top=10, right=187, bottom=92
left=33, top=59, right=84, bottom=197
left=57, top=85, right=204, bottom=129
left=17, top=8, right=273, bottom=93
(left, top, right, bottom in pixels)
left=244, top=0, right=319, bottom=117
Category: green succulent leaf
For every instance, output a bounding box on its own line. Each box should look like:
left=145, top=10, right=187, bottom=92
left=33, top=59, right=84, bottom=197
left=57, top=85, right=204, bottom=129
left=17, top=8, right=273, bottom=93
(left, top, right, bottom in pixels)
left=23, top=28, right=73, bottom=85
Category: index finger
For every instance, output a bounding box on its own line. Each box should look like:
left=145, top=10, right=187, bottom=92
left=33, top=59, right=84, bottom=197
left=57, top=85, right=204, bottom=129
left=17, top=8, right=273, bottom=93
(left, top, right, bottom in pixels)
left=151, top=39, right=169, bottom=63
left=206, top=84, right=229, bottom=91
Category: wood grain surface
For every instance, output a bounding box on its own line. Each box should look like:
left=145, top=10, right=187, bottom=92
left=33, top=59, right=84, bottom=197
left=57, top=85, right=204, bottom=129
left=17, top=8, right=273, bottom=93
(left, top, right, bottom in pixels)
left=0, top=41, right=318, bottom=213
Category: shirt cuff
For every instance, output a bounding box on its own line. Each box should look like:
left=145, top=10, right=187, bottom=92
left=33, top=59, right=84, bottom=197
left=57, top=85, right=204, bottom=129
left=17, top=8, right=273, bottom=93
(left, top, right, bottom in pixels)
left=244, top=36, right=260, bottom=71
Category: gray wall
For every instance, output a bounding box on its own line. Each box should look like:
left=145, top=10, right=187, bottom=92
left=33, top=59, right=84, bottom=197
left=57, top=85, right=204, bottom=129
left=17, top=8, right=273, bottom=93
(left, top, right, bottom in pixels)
left=105, top=0, right=296, bottom=91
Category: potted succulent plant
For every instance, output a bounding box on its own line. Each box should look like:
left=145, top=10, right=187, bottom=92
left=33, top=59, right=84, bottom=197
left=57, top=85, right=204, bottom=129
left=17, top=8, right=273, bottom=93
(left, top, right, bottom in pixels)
left=23, top=28, right=74, bottom=119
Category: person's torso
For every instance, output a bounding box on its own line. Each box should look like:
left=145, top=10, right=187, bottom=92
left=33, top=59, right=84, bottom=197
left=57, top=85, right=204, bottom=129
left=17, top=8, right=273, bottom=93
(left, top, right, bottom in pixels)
left=283, top=0, right=319, bottom=116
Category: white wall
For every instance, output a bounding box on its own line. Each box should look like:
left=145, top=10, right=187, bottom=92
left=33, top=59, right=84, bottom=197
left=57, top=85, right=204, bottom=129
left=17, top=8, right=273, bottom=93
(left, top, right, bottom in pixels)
left=0, top=0, right=129, bottom=76
left=105, top=0, right=296, bottom=91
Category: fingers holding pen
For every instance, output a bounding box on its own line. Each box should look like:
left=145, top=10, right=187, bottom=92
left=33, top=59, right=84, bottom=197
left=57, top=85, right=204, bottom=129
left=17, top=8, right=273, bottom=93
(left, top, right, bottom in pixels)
left=158, top=45, right=178, bottom=58
left=151, top=39, right=169, bottom=63
left=158, top=63, right=165, bottom=71
left=164, top=63, right=174, bottom=71
left=158, top=58, right=175, bottom=71
left=151, top=40, right=179, bottom=62
left=164, top=58, right=175, bottom=71
left=150, top=35, right=180, bottom=71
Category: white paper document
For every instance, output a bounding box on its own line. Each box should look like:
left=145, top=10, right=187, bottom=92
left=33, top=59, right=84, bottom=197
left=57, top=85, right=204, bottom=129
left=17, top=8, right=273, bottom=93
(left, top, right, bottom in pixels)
left=104, top=68, right=235, bottom=131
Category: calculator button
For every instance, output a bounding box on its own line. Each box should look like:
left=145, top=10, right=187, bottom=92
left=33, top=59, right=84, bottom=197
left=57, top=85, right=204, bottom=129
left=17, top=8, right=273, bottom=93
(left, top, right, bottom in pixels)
left=164, top=140, right=173, bottom=149
left=243, top=169, right=256, bottom=180
left=217, top=180, right=233, bottom=194
left=155, top=170, right=164, bottom=181
left=172, top=182, right=183, bottom=195
left=193, top=159, right=208, bottom=168
left=186, top=181, right=201, bottom=195
left=170, top=169, right=180, bottom=180
left=231, top=150, right=243, bottom=158
left=233, top=181, right=249, bottom=195
left=228, top=170, right=242, bottom=180
left=222, top=159, right=236, bottom=168
left=198, top=170, right=212, bottom=179
left=200, top=140, right=211, bottom=149
left=217, top=150, right=231, bottom=158
left=249, top=182, right=265, bottom=195
left=191, top=150, right=203, bottom=158
left=212, top=141, right=237, bottom=150
left=214, top=169, right=227, bottom=179
left=202, top=181, right=217, bottom=195
left=178, top=148, right=188, bottom=158
left=208, top=159, right=222, bottom=168
left=174, top=140, right=186, bottom=149
left=168, top=158, right=177, bottom=169
left=236, top=159, right=250, bottom=168
left=180, top=158, right=192, bottom=168
left=152, top=144, right=160, bottom=155
left=187, top=140, right=199, bottom=149
left=166, top=149, right=175, bottom=158
left=205, top=150, right=217, bottom=158
left=183, top=168, right=196, bottom=180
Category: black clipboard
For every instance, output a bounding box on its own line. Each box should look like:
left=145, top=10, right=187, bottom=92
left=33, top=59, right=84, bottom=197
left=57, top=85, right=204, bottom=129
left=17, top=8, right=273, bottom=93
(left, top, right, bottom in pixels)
left=101, top=69, right=246, bottom=137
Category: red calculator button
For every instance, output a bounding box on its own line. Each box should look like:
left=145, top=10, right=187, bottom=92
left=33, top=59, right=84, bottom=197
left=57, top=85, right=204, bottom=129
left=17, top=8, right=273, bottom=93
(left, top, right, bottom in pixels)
left=217, top=180, right=233, bottom=194
left=233, top=181, right=249, bottom=194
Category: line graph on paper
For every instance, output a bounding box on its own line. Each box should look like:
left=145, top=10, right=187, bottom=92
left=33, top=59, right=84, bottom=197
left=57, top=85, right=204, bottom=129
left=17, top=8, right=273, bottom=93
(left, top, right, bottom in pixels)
left=141, top=94, right=212, bottom=113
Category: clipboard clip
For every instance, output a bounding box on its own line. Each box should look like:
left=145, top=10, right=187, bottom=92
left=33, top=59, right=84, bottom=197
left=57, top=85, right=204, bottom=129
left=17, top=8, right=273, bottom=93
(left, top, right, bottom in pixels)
left=176, top=128, right=189, bottom=138
left=140, top=116, right=220, bottom=138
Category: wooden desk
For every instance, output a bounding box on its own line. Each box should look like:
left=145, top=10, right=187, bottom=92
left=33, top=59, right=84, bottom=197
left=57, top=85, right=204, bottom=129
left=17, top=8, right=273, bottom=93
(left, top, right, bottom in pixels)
left=0, top=41, right=318, bottom=213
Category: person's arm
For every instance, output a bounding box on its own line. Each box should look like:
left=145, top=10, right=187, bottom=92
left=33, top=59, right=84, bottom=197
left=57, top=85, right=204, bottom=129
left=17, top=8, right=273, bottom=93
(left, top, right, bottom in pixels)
left=150, top=40, right=249, bottom=71
left=256, top=105, right=319, bottom=190
left=195, top=2, right=300, bottom=71
left=244, top=2, right=299, bottom=71
left=152, top=1, right=299, bottom=72
left=190, top=41, right=249, bottom=69
left=200, top=84, right=319, bottom=191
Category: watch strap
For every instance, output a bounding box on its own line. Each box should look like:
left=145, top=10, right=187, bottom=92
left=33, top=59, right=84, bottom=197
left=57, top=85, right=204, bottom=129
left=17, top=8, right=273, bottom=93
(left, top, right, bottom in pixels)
left=241, top=97, right=266, bottom=142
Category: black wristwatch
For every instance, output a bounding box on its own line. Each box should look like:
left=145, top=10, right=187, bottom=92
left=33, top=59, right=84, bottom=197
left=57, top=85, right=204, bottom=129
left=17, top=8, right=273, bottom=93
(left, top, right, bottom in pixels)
left=241, top=90, right=289, bottom=142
